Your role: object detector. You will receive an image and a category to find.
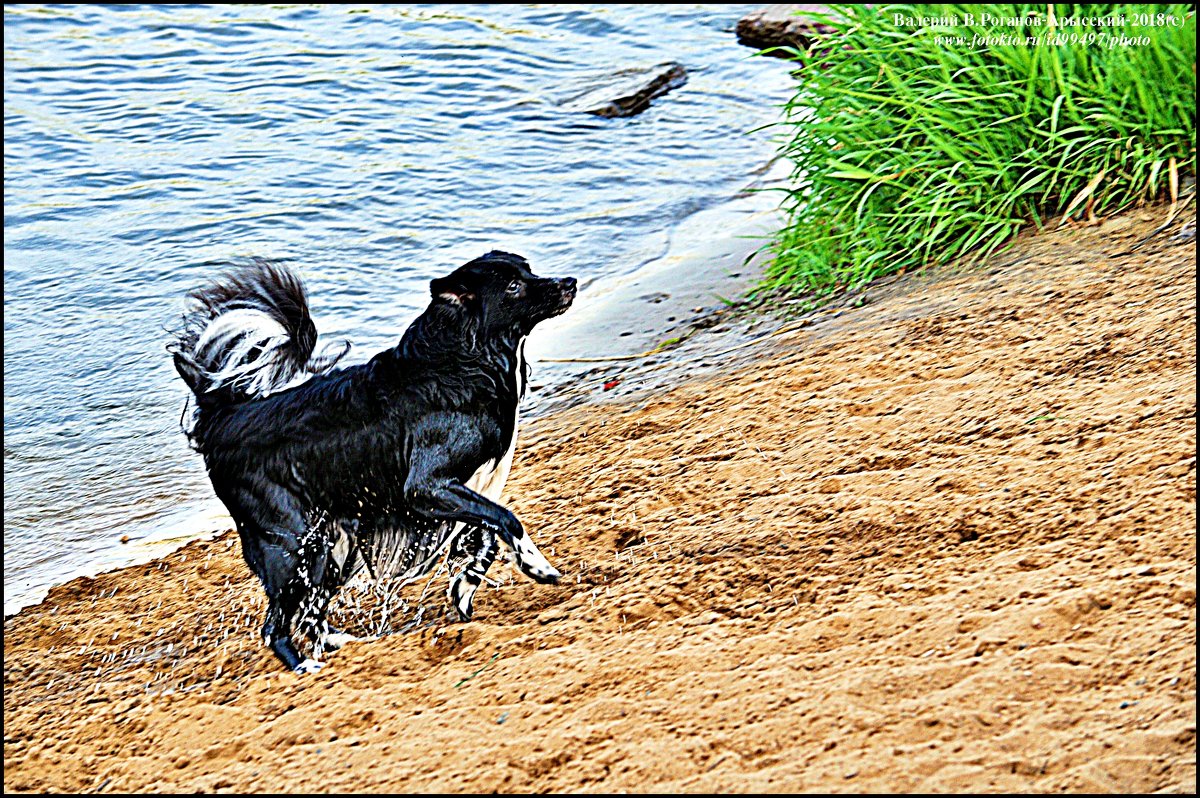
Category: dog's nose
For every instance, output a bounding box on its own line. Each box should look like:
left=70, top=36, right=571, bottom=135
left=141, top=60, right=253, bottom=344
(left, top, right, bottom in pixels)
left=560, top=277, right=577, bottom=297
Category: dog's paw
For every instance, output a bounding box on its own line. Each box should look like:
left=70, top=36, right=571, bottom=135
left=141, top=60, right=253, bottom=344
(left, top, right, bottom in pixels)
left=454, top=601, right=474, bottom=622
left=524, top=564, right=561, bottom=585
left=512, top=536, right=561, bottom=584
left=449, top=572, right=481, bottom=622
left=320, top=631, right=365, bottom=652
left=294, top=657, right=325, bottom=674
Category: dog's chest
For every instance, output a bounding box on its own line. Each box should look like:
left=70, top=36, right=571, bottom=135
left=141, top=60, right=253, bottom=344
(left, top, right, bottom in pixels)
left=465, top=340, right=526, bottom=501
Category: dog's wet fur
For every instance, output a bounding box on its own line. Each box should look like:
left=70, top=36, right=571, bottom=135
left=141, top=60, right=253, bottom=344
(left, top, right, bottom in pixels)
left=169, top=252, right=576, bottom=672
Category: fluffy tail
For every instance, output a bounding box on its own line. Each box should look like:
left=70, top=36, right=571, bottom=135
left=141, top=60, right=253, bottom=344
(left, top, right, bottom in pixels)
left=169, top=258, right=350, bottom=411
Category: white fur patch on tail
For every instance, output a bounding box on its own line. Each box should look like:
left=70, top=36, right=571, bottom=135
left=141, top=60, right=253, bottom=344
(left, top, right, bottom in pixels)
left=194, top=308, right=299, bottom=397
left=172, top=259, right=350, bottom=407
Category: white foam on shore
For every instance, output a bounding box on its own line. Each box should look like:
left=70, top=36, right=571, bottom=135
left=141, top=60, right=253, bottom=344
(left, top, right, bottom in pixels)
left=3, top=499, right=231, bottom=618
left=525, top=159, right=788, bottom=387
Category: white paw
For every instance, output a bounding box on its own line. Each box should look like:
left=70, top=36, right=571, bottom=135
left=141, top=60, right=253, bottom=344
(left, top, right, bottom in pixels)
left=321, top=631, right=364, bottom=651
left=525, top=564, right=561, bottom=584
left=450, top=573, right=481, bottom=621
left=295, top=658, right=324, bottom=674
left=512, top=536, right=560, bottom=584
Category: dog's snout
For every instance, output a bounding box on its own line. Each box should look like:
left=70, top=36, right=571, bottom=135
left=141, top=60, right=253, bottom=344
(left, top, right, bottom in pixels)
left=541, top=276, right=576, bottom=319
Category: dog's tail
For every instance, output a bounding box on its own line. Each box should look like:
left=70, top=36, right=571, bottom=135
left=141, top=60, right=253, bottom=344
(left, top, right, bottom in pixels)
left=169, top=258, right=350, bottom=410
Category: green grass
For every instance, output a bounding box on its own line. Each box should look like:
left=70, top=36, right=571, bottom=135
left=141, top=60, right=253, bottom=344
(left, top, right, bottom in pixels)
left=761, top=3, right=1196, bottom=299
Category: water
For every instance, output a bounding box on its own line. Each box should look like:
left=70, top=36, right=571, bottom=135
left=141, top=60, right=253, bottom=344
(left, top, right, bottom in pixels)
left=3, top=3, right=794, bottom=616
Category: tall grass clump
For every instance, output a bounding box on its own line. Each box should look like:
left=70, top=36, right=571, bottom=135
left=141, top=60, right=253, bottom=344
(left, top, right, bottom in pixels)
left=763, top=3, right=1196, bottom=298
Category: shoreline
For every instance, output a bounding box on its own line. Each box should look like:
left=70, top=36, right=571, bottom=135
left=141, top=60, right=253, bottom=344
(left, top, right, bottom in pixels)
left=4, top=200, right=1194, bottom=793
left=523, top=156, right=792, bottom=418
left=2, top=3, right=804, bottom=624
left=1, top=159, right=793, bottom=621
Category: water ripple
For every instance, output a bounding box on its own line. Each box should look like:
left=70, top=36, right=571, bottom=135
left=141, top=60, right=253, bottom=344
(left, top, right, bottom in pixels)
left=3, top=3, right=793, bottom=615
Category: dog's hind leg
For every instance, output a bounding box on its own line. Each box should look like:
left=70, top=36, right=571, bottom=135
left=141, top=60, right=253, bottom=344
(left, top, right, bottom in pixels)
left=304, top=522, right=369, bottom=653
left=231, top=487, right=331, bottom=673
left=238, top=526, right=312, bottom=672
left=448, top=526, right=499, bottom=621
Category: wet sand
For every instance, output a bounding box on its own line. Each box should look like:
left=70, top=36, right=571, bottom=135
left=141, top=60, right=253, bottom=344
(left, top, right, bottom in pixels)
left=3, top=203, right=1195, bottom=793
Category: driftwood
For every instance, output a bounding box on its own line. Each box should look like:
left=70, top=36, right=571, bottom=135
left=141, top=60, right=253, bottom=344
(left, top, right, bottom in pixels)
left=560, top=62, right=688, bottom=118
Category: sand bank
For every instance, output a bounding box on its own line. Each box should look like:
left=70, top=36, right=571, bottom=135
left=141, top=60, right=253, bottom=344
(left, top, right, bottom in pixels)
left=4, top=203, right=1195, bottom=793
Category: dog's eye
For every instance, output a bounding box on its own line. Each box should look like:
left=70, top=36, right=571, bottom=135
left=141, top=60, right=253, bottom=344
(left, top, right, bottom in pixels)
left=506, top=280, right=523, bottom=295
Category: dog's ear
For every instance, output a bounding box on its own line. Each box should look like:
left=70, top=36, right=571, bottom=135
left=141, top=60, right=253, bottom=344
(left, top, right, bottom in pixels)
left=430, top=276, right=475, bottom=307
left=481, top=250, right=528, bottom=268
left=172, top=352, right=207, bottom=393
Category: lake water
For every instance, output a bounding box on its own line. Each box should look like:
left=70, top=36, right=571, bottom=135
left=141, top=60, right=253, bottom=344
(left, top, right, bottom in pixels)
left=3, top=3, right=794, bottom=616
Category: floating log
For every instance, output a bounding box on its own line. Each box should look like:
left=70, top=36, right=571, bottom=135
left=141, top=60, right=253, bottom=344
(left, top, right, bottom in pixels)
left=560, top=62, right=688, bottom=119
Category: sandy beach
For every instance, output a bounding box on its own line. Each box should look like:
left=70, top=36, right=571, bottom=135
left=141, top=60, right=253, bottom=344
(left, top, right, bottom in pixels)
left=3, top=202, right=1195, bottom=793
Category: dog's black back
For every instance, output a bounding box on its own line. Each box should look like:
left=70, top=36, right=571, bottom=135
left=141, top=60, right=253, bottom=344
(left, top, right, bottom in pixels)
left=171, top=251, right=576, bottom=671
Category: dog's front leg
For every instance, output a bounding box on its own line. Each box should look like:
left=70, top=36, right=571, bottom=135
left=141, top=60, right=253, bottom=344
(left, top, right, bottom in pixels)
left=447, top=526, right=499, bottom=620
left=407, top=477, right=560, bottom=584
left=405, top=422, right=560, bottom=603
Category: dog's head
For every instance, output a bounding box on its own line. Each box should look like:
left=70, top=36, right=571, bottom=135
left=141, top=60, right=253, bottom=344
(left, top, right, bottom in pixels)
left=430, top=251, right=576, bottom=337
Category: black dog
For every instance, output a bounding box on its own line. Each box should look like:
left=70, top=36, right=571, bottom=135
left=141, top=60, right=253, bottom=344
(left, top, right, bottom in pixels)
left=169, top=252, right=576, bottom=672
